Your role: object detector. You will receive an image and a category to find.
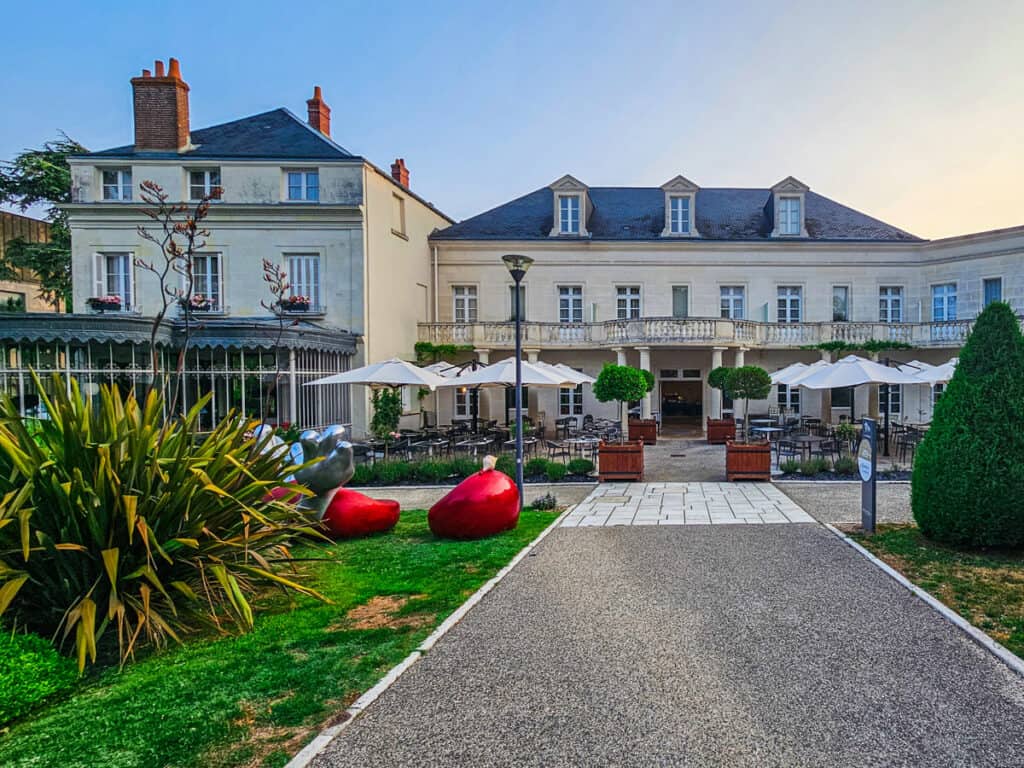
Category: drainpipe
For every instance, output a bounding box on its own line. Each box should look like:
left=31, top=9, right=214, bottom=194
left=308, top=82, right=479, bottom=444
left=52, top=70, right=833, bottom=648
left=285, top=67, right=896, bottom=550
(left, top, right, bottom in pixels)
left=432, top=245, right=439, bottom=322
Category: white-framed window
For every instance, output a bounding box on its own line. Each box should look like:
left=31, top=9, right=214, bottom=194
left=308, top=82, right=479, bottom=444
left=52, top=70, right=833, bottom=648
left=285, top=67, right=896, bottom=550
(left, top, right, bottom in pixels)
left=93, top=252, right=134, bottom=310
left=616, top=286, right=641, bottom=320
left=776, top=384, right=800, bottom=414
left=452, top=285, right=477, bottom=323
left=285, top=253, right=321, bottom=310
left=669, top=196, right=691, bottom=234
left=879, top=286, right=903, bottom=323
left=983, top=277, right=1003, bottom=307
left=101, top=168, right=132, bottom=201
left=391, top=193, right=406, bottom=237
left=560, top=384, right=584, bottom=416
left=932, top=283, right=957, bottom=321
left=558, top=195, right=580, bottom=234
left=189, top=168, right=221, bottom=200
left=672, top=285, right=689, bottom=318
left=777, top=286, right=802, bottom=323
left=778, top=197, right=801, bottom=235
left=509, top=284, right=526, bottom=322
left=558, top=285, right=583, bottom=323
left=285, top=169, right=319, bottom=201
left=832, top=285, right=849, bottom=322
left=191, top=253, right=222, bottom=311
left=882, top=384, right=901, bottom=415
left=454, top=387, right=470, bottom=418
left=401, top=386, right=414, bottom=414
left=720, top=286, right=745, bottom=319
left=932, top=383, right=945, bottom=407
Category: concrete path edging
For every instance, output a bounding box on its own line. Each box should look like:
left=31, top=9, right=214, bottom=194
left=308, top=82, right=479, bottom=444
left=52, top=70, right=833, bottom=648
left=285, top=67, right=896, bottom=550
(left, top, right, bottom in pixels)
left=284, top=505, right=574, bottom=768
left=824, top=523, right=1024, bottom=679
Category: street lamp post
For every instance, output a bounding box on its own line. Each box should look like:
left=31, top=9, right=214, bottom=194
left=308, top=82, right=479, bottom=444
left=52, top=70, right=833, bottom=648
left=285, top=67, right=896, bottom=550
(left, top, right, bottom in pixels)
left=502, top=254, right=534, bottom=508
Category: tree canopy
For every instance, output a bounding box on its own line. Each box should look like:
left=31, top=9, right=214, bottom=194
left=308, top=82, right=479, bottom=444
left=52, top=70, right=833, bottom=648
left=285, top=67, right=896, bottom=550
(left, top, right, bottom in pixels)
left=593, top=364, right=648, bottom=404
left=0, top=134, right=87, bottom=310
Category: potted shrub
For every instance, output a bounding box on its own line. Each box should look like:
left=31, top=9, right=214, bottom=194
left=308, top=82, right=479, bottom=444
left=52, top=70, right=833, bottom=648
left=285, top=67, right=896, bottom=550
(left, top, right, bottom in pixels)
left=724, top=366, right=773, bottom=481
left=706, top=365, right=736, bottom=444
left=628, top=369, right=658, bottom=445
left=593, top=363, right=648, bottom=481
left=86, top=295, right=122, bottom=313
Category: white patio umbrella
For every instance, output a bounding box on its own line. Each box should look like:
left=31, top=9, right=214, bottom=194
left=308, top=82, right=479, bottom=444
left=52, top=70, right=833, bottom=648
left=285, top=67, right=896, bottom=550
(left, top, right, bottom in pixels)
left=451, top=357, right=575, bottom=388
left=897, top=360, right=935, bottom=375
left=536, top=361, right=596, bottom=386
left=795, top=354, right=922, bottom=390
left=778, top=359, right=831, bottom=386
left=303, top=357, right=450, bottom=389
left=770, top=362, right=808, bottom=385
left=914, top=357, right=958, bottom=385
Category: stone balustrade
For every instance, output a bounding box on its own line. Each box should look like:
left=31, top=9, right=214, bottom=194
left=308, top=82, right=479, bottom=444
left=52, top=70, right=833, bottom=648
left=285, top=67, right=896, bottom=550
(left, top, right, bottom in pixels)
left=418, top=316, right=986, bottom=349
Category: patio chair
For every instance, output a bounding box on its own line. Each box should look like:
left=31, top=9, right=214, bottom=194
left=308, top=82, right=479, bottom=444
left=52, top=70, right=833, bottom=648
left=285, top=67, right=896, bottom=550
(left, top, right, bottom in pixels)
left=546, top=439, right=571, bottom=463
left=811, top=438, right=840, bottom=462
left=775, top=440, right=801, bottom=467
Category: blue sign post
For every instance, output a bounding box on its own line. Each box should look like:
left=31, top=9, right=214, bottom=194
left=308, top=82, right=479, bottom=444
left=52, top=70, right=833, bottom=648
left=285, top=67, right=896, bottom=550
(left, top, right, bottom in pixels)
left=859, top=418, right=878, bottom=534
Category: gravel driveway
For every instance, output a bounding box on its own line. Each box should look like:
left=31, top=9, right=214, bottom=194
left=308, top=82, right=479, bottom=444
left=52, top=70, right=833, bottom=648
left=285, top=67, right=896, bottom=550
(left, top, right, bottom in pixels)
left=778, top=482, right=913, bottom=524
left=311, top=524, right=1024, bottom=767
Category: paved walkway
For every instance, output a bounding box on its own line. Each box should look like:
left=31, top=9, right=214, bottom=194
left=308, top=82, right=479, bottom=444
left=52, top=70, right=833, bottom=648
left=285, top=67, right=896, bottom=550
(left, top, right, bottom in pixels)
left=311, top=519, right=1024, bottom=766
left=563, top=482, right=814, bottom=526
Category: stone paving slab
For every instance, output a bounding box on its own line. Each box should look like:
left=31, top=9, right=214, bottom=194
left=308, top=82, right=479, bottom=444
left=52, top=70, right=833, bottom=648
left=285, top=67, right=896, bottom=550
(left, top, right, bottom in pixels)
left=562, top=482, right=815, bottom=527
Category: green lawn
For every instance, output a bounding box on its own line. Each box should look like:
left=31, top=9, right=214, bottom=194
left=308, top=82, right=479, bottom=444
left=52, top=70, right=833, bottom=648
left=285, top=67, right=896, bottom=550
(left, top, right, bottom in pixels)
left=853, top=524, right=1024, bottom=659
left=0, top=509, right=557, bottom=768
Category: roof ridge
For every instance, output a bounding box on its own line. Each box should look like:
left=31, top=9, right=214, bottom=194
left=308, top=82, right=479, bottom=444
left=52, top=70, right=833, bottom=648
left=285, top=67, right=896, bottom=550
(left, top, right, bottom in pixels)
left=276, top=107, right=354, bottom=157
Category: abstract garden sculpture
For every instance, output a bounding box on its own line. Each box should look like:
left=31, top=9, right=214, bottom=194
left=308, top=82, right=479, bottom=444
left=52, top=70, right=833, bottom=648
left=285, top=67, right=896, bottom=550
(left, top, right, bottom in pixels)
left=290, top=425, right=355, bottom=518
left=322, top=488, right=400, bottom=538
left=429, top=456, right=519, bottom=539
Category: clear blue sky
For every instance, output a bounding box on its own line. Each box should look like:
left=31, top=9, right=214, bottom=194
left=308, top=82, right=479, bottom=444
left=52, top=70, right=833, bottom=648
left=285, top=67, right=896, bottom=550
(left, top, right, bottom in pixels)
left=2, top=0, right=1021, bottom=238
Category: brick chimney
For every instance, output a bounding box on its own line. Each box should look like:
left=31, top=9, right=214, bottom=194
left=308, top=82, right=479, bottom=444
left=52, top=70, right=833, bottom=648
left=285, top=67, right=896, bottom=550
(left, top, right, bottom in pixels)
left=306, top=86, right=331, bottom=137
left=130, top=58, right=190, bottom=152
left=391, top=158, right=409, bottom=188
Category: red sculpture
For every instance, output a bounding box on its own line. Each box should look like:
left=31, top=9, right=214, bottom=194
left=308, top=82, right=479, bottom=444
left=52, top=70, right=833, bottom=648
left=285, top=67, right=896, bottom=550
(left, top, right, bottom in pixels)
left=429, top=456, right=520, bottom=539
left=322, top=488, right=400, bottom=539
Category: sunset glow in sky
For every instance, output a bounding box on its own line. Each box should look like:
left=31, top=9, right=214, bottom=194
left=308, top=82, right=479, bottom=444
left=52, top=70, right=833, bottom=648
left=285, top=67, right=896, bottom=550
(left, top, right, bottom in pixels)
left=2, top=0, right=1021, bottom=239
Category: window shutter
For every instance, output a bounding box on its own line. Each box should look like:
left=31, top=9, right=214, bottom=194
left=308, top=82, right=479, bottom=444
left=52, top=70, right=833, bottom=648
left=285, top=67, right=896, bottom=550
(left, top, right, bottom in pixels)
left=93, top=253, right=104, bottom=297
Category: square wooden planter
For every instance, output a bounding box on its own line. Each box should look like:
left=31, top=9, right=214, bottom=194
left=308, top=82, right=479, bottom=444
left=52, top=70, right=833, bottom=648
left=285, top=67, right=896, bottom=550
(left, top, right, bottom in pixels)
left=598, top=440, right=645, bottom=482
left=628, top=418, right=658, bottom=445
left=706, top=417, right=736, bottom=445
left=725, top=440, right=771, bottom=481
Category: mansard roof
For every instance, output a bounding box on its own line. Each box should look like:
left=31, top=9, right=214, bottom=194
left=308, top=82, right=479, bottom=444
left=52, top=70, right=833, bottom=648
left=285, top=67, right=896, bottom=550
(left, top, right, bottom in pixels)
left=431, top=184, right=922, bottom=242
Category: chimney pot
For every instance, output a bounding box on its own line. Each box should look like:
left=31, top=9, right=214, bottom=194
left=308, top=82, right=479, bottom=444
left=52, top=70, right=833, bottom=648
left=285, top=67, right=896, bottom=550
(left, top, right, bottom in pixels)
left=306, top=86, right=331, bottom=137
left=390, top=158, right=409, bottom=188
left=132, top=58, right=190, bottom=152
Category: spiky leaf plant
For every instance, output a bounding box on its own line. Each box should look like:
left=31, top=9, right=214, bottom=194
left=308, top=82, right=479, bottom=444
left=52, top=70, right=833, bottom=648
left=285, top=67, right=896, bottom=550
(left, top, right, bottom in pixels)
left=0, top=374, right=324, bottom=671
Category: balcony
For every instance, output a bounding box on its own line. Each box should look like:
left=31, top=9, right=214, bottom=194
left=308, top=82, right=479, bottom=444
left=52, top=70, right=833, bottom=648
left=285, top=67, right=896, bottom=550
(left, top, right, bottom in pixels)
left=418, top=317, right=984, bottom=350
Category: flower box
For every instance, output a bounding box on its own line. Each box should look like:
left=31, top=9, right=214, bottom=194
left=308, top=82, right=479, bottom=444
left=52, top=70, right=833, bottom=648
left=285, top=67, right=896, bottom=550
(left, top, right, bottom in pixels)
left=725, top=439, right=772, bottom=481
left=279, top=296, right=311, bottom=312
left=628, top=418, right=658, bottom=445
left=87, top=296, right=122, bottom=313
left=180, top=295, right=214, bottom=313
left=706, top=417, right=736, bottom=445
left=597, top=440, right=644, bottom=482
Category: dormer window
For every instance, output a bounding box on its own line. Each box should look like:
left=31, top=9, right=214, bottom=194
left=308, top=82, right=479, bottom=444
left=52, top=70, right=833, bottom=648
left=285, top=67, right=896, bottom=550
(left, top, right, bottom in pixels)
left=660, top=175, right=699, bottom=237
left=559, top=195, right=580, bottom=234
left=778, top=197, right=801, bottom=235
left=670, top=196, right=691, bottom=234
left=770, top=176, right=809, bottom=238
left=548, top=175, right=590, bottom=237
left=101, top=168, right=132, bottom=201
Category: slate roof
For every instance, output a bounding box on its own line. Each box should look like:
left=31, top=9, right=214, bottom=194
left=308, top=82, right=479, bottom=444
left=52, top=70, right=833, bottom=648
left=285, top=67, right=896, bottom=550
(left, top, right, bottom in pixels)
left=431, top=186, right=922, bottom=242
left=82, top=108, right=356, bottom=161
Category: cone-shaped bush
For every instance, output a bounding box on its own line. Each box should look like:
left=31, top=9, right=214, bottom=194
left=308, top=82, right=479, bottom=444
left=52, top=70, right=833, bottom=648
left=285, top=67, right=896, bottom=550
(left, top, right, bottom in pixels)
left=912, top=302, right=1024, bottom=546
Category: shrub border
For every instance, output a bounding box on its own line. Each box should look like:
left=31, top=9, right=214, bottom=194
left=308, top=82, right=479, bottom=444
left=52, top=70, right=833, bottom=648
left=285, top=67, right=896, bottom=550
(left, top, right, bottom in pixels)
left=285, top=505, right=573, bottom=768
left=823, top=523, right=1024, bottom=679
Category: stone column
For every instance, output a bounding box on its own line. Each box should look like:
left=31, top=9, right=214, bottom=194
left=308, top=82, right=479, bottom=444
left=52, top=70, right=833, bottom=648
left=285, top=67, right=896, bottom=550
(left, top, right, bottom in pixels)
left=637, top=346, right=652, bottom=418
left=524, top=348, right=541, bottom=423
left=612, top=347, right=627, bottom=366
left=819, top=349, right=832, bottom=425
left=733, top=347, right=747, bottom=421
left=473, top=348, right=490, bottom=423
left=710, top=346, right=726, bottom=420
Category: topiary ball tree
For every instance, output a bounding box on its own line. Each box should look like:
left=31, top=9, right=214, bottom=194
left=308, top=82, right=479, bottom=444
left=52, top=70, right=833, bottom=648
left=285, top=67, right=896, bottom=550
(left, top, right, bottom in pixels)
left=592, top=363, right=649, bottom=440
left=708, top=366, right=732, bottom=419
left=725, top=366, right=772, bottom=442
left=912, top=302, right=1024, bottom=547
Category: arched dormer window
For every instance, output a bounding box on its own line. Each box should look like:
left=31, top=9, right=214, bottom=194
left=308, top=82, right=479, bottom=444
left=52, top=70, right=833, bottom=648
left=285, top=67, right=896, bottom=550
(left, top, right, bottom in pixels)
left=660, top=175, right=699, bottom=237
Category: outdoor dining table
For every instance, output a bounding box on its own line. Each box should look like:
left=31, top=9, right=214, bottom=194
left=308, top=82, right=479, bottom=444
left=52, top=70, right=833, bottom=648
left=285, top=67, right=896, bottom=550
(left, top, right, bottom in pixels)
left=750, top=418, right=776, bottom=427
left=790, top=434, right=824, bottom=460
left=503, top=436, right=539, bottom=456
left=751, top=426, right=784, bottom=440
left=566, top=436, right=600, bottom=456
left=456, top=437, right=493, bottom=457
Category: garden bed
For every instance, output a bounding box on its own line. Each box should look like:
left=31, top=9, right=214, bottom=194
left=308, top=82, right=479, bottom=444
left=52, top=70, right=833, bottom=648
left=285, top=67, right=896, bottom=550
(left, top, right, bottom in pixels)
left=775, top=456, right=911, bottom=482
left=850, top=524, right=1024, bottom=660
left=0, top=509, right=558, bottom=768
left=348, top=457, right=596, bottom=487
